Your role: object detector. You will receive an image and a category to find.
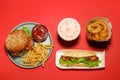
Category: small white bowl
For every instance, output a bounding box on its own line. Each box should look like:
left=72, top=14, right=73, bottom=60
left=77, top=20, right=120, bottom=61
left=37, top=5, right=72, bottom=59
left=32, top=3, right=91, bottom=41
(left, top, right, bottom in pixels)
left=57, top=18, right=81, bottom=41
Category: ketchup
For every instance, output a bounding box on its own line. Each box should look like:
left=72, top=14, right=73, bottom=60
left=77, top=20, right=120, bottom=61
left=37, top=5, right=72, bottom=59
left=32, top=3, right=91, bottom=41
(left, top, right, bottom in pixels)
left=32, top=25, right=48, bottom=42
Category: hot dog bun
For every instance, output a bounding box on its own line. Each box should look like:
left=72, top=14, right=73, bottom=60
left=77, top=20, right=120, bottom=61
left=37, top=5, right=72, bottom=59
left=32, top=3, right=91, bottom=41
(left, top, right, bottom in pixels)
left=62, top=51, right=96, bottom=58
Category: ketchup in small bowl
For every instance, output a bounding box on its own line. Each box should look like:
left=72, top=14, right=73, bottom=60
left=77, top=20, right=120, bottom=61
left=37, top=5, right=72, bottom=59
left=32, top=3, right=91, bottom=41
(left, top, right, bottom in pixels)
left=32, top=25, right=48, bottom=42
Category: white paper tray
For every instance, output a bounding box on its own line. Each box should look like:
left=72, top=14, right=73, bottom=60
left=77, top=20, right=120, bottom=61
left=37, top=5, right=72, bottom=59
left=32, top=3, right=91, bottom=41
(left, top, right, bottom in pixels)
left=56, top=49, right=105, bottom=69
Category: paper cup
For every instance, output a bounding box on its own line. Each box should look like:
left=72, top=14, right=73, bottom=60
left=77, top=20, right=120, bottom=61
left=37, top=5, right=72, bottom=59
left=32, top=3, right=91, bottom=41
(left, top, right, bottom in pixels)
left=58, top=18, right=81, bottom=41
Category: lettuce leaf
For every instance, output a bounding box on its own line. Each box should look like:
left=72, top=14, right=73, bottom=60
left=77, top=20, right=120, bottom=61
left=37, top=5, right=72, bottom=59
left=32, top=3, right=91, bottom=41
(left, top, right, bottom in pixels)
left=59, top=57, right=101, bottom=67
left=22, top=26, right=32, bottom=38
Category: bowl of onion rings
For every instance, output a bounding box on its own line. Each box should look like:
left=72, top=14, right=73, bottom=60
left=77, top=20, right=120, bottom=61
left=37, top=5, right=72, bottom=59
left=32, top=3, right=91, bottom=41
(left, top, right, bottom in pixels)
left=86, top=17, right=112, bottom=42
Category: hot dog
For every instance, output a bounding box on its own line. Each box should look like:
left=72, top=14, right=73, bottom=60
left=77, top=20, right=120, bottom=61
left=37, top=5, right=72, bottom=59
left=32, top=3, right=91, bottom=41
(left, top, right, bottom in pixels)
left=59, top=51, right=101, bottom=67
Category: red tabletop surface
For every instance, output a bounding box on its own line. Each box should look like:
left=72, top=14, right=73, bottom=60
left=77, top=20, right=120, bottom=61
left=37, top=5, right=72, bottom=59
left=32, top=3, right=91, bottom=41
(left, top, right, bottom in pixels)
left=0, top=0, right=120, bottom=80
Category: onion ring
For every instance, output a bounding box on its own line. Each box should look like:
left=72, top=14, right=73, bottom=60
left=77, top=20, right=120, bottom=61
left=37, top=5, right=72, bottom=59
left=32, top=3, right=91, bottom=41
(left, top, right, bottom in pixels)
left=87, top=21, right=103, bottom=33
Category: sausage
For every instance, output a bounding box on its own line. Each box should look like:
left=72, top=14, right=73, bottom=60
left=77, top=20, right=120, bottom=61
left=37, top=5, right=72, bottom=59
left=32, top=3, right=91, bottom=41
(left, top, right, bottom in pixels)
left=85, top=56, right=99, bottom=61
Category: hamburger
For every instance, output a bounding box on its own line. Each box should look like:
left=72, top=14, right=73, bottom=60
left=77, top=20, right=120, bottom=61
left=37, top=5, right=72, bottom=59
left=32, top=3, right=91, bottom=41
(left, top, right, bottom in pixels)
left=5, top=30, right=33, bottom=56
left=59, top=51, right=101, bottom=67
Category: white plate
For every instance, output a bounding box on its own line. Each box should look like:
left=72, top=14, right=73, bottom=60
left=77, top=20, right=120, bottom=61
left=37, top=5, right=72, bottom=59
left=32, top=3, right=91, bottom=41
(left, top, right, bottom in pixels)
left=6, top=22, right=53, bottom=68
left=56, top=49, right=105, bottom=69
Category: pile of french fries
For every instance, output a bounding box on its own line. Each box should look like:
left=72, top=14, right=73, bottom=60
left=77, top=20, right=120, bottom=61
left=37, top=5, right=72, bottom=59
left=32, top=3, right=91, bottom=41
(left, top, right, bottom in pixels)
left=22, top=42, right=53, bottom=67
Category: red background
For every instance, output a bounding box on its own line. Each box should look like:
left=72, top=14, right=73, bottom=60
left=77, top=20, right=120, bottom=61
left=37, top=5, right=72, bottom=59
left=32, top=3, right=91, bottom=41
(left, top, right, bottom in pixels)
left=0, top=0, right=120, bottom=80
